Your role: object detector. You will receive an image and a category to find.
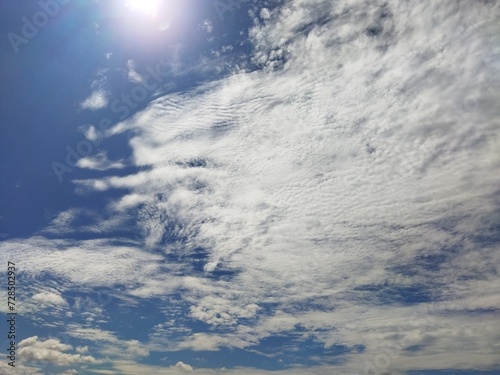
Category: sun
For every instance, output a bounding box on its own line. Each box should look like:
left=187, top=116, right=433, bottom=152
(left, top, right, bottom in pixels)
left=125, top=0, right=161, bottom=16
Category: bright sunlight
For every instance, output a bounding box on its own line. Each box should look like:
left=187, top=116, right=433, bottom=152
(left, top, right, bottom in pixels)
left=125, top=0, right=161, bottom=17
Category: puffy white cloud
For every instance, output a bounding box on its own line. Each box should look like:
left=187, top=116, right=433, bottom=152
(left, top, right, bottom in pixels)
left=18, top=336, right=97, bottom=366
left=189, top=295, right=260, bottom=326
left=260, top=8, right=271, bottom=20
left=32, top=291, right=67, bottom=307
left=173, top=362, right=193, bottom=373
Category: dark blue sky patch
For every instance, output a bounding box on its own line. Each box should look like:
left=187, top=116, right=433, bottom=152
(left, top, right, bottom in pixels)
left=354, top=282, right=433, bottom=305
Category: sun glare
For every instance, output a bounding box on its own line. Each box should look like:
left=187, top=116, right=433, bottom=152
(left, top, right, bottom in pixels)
left=125, top=0, right=161, bottom=16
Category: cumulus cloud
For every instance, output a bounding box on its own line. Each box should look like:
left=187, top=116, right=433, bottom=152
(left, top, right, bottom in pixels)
left=32, top=291, right=67, bottom=307
left=18, top=336, right=97, bottom=366
left=260, top=8, right=271, bottom=20
left=174, top=362, right=193, bottom=373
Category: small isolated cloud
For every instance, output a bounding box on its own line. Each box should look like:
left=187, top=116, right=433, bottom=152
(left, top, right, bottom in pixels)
left=260, top=8, right=271, bottom=20
left=78, top=125, right=101, bottom=142
left=32, top=291, right=67, bottom=307
left=80, top=90, right=108, bottom=110
left=18, top=336, right=97, bottom=366
left=202, top=20, right=213, bottom=33
left=127, top=60, right=144, bottom=84
left=48, top=209, right=78, bottom=229
left=76, top=152, right=125, bottom=171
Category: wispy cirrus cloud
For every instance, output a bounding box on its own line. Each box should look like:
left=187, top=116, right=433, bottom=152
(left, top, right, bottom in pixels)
left=87, top=0, right=498, bottom=372
left=76, top=152, right=126, bottom=171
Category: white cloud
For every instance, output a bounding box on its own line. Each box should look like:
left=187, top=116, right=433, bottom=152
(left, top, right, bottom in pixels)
left=80, top=90, right=108, bottom=110
left=18, top=336, right=97, bottom=366
left=260, top=8, right=271, bottom=20
left=0, top=238, right=163, bottom=288
left=110, top=193, right=150, bottom=211
left=173, top=362, right=193, bottom=373
left=32, top=291, right=67, bottom=307
left=201, top=20, right=213, bottom=33
left=78, top=125, right=101, bottom=142
left=44, top=208, right=128, bottom=236
left=0, top=361, right=43, bottom=375
left=75, top=346, right=88, bottom=354
left=127, top=59, right=144, bottom=84
left=76, top=152, right=126, bottom=171
left=67, top=327, right=149, bottom=359
left=189, top=295, right=260, bottom=326
left=90, top=0, right=499, bottom=371
left=3, top=1, right=500, bottom=374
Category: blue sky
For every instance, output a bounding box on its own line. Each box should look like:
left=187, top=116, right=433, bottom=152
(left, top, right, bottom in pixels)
left=0, top=1, right=499, bottom=374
